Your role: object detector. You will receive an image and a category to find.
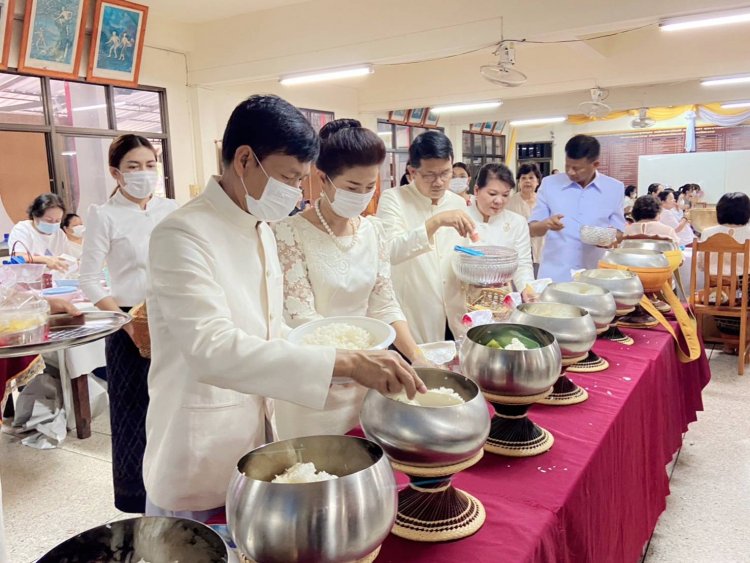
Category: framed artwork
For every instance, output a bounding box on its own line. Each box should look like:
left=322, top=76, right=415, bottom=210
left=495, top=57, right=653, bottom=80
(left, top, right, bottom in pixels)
left=388, top=109, right=407, bottom=125
left=424, top=109, right=439, bottom=127
left=87, top=0, right=148, bottom=87
left=18, top=0, right=89, bottom=78
left=407, top=107, right=426, bottom=125
left=0, top=0, right=15, bottom=70
left=469, top=123, right=483, bottom=133
left=480, top=121, right=494, bottom=133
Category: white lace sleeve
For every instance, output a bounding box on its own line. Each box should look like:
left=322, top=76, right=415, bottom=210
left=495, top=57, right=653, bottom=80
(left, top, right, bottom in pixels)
left=273, top=220, right=322, bottom=327
left=366, top=219, right=406, bottom=325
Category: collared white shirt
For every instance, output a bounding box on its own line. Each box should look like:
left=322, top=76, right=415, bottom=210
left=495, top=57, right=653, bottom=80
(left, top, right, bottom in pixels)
left=144, top=177, right=335, bottom=512
left=530, top=171, right=626, bottom=282
left=467, top=202, right=535, bottom=291
left=79, top=191, right=178, bottom=307
left=377, top=183, right=467, bottom=344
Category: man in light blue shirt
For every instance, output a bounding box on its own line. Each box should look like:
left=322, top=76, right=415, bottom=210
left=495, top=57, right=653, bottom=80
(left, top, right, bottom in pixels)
left=529, top=135, right=626, bottom=282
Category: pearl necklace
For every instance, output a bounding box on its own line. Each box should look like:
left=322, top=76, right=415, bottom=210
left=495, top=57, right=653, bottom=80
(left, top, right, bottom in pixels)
left=314, top=199, right=359, bottom=251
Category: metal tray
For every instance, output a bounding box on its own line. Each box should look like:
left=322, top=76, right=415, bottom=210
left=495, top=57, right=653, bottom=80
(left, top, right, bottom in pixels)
left=0, top=311, right=130, bottom=358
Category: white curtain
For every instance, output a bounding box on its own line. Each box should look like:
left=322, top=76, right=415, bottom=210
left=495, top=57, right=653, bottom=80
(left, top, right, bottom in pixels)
left=684, top=110, right=696, bottom=153
left=697, top=106, right=750, bottom=127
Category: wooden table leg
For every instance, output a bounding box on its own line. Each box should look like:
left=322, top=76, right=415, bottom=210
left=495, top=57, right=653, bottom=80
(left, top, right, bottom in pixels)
left=71, top=375, right=91, bottom=439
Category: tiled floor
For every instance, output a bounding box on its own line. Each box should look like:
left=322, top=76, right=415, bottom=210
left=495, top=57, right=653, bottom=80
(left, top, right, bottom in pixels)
left=0, top=347, right=747, bottom=562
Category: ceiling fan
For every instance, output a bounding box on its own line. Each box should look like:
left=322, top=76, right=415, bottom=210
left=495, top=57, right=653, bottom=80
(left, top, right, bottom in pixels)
left=577, top=87, right=612, bottom=118
left=480, top=41, right=528, bottom=87
left=631, top=107, right=655, bottom=128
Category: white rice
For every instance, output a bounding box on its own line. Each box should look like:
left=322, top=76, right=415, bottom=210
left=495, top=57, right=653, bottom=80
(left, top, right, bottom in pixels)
left=302, top=323, right=374, bottom=349
left=389, top=387, right=465, bottom=407
left=503, top=338, right=528, bottom=351
left=272, top=462, right=339, bottom=484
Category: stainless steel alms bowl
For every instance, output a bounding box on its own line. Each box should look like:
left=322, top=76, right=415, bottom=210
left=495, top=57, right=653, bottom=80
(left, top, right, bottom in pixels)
left=541, top=281, right=616, bottom=331
left=574, top=269, right=644, bottom=310
left=601, top=248, right=670, bottom=269
left=460, top=323, right=562, bottom=396
left=510, top=303, right=597, bottom=361
left=360, top=368, right=490, bottom=467
left=38, top=517, right=229, bottom=563
left=619, top=238, right=679, bottom=253
left=227, top=435, right=396, bottom=563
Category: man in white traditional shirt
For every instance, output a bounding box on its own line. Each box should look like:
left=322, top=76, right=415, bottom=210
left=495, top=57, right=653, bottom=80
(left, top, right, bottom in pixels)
left=143, top=95, right=424, bottom=521
left=377, top=131, right=476, bottom=344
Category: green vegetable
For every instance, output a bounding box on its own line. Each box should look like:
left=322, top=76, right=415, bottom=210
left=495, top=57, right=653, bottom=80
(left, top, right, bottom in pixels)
left=486, top=339, right=503, bottom=349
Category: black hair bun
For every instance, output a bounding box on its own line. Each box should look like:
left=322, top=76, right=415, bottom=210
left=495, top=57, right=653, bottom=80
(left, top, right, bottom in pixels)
left=319, top=118, right=362, bottom=140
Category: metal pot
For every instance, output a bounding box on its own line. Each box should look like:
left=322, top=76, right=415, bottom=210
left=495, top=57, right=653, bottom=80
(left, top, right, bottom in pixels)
left=574, top=269, right=644, bottom=311
left=510, top=303, right=597, bottom=362
left=540, top=281, right=616, bottom=331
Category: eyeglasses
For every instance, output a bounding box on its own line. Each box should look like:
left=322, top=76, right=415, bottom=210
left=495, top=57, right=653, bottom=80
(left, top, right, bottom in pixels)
left=415, top=169, right=453, bottom=184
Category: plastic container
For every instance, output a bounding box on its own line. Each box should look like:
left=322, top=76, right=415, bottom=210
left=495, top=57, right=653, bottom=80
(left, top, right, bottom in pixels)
left=0, top=294, right=49, bottom=347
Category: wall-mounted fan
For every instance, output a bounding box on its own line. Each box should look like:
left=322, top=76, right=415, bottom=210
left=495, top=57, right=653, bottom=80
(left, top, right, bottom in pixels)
left=577, top=88, right=612, bottom=118
left=631, top=107, right=655, bottom=129
left=480, top=41, right=528, bottom=87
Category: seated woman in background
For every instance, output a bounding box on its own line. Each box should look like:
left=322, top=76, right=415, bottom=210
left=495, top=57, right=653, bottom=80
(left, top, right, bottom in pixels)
left=61, top=213, right=85, bottom=259
left=273, top=118, right=425, bottom=439
left=8, top=193, right=71, bottom=271
left=623, top=185, right=637, bottom=217
left=506, top=162, right=543, bottom=273
left=450, top=161, right=472, bottom=205
left=658, top=189, right=694, bottom=247
left=468, top=163, right=535, bottom=294
left=625, top=195, right=678, bottom=244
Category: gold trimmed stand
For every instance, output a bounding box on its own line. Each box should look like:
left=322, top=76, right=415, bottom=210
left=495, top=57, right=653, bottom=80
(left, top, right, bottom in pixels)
left=599, top=324, right=634, bottom=346
left=241, top=547, right=382, bottom=563
left=566, top=351, right=610, bottom=374
left=483, top=388, right=555, bottom=457
left=390, top=450, right=486, bottom=542
left=537, top=354, right=589, bottom=406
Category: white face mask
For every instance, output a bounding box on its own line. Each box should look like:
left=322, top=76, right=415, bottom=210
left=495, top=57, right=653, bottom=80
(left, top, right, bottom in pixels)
left=71, top=225, right=86, bottom=237
left=325, top=178, right=375, bottom=219
left=121, top=170, right=159, bottom=199
left=449, top=177, right=469, bottom=194
left=241, top=153, right=301, bottom=222
left=36, top=220, right=60, bottom=235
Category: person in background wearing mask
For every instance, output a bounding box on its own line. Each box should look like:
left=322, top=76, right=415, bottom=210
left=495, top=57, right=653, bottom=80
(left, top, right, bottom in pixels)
left=529, top=134, right=626, bottom=282
left=8, top=193, right=71, bottom=271
left=79, top=134, right=178, bottom=514
left=507, top=162, right=544, bottom=273
left=450, top=161, right=472, bottom=205
left=377, top=131, right=476, bottom=343
left=62, top=213, right=85, bottom=259
left=143, top=95, right=423, bottom=521
left=273, top=118, right=425, bottom=439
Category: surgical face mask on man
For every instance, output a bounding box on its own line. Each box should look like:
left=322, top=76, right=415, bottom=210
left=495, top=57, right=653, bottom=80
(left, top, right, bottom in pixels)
left=121, top=170, right=159, bottom=199
left=36, top=220, right=60, bottom=235
left=325, top=178, right=375, bottom=219
left=449, top=177, right=469, bottom=194
left=240, top=152, right=301, bottom=222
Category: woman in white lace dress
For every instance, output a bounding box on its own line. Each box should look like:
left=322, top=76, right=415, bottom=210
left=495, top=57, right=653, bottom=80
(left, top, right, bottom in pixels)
left=273, top=119, right=424, bottom=438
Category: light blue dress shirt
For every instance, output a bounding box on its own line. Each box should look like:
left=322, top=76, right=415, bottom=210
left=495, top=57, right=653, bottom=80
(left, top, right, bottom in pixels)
left=529, top=171, right=626, bottom=282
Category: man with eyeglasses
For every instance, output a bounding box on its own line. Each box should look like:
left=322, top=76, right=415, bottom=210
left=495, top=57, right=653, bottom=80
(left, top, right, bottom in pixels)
left=378, top=131, right=476, bottom=344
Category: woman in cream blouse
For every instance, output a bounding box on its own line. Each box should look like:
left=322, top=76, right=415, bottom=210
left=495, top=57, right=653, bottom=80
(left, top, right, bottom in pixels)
left=506, top=162, right=544, bottom=272
left=274, top=119, right=424, bottom=438
left=468, top=163, right=535, bottom=293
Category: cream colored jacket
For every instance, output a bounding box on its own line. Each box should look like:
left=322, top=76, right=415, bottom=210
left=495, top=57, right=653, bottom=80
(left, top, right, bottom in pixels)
left=144, top=178, right=335, bottom=512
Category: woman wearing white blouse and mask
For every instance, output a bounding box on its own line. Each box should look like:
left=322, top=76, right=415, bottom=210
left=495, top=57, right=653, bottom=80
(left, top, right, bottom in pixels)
left=273, top=119, right=424, bottom=439
left=62, top=213, right=85, bottom=259
left=79, top=134, right=178, bottom=514
left=8, top=193, right=72, bottom=271
left=449, top=162, right=472, bottom=205
left=469, top=163, right=536, bottom=293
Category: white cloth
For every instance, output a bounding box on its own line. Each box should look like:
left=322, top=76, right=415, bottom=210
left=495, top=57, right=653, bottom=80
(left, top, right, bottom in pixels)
left=272, top=214, right=405, bottom=439
left=8, top=220, right=69, bottom=259
left=80, top=191, right=178, bottom=307
left=505, top=192, right=544, bottom=263
left=699, top=224, right=750, bottom=276
left=660, top=208, right=695, bottom=247
left=66, top=240, right=83, bottom=259
left=376, top=183, right=467, bottom=344
left=144, top=177, right=336, bottom=512
left=467, top=203, right=535, bottom=291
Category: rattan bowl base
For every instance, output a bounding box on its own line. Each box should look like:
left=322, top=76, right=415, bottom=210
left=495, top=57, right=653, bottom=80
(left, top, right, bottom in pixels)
left=240, top=546, right=381, bottom=563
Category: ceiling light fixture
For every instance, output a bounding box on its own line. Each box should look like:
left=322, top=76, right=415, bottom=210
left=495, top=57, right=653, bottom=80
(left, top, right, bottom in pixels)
left=720, top=101, right=750, bottom=109
left=61, top=151, right=77, bottom=156
left=660, top=8, right=750, bottom=32
left=430, top=100, right=502, bottom=114
left=509, top=116, right=567, bottom=127
left=701, top=75, right=750, bottom=87
left=279, top=65, right=373, bottom=86
left=72, top=103, right=107, bottom=112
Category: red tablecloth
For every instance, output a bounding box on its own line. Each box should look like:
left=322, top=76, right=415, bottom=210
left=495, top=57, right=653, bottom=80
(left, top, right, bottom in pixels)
left=212, top=324, right=710, bottom=563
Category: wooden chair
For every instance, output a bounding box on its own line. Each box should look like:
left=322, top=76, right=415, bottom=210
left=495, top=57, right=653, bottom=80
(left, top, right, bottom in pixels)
left=690, top=233, right=750, bottom=374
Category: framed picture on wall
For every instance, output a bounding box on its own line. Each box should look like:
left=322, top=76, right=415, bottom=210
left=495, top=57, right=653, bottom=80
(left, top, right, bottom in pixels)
left=406, top=107, right=426, bottom=125
left=481, top=121, right=495, bottom=133
left=388, top=109, right=408, bottom=125
left=0, top=0, right=15, bottom=70
left=18, top=0, right=89, bottom=78
left=469, top=123, right=482, bottom=133
left=424, top=109, right=440, bottom=127
left=87, top=0, right=149, bottom=87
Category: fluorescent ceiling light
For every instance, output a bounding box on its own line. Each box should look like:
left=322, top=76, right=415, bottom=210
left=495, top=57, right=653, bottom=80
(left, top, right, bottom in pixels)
left=61, top=151, right=77, bottom=156
left=510, top=116, right=566, bottom=127
left=377, top=131, right=392, bottom=136
left=721, top=101, right=750, bottom=109
left=430, top=101, right=502, bottom=114
left=279, top=65, right=373, bottom=86
left=701, top=75, right=750, bottom=87
left=660, top=9, right=750, bottom=32
left=72, top=103, right=107, bottom=112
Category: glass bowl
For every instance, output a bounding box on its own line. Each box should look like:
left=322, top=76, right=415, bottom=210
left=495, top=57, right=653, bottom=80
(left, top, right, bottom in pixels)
left=453, top=246, right=519, bottom=287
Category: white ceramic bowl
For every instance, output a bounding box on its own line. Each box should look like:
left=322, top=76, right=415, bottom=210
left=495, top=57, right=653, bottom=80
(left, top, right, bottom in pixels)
left=580, top=225, right=617, bottom=247
left=288, top=316, right=396, bottom=384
